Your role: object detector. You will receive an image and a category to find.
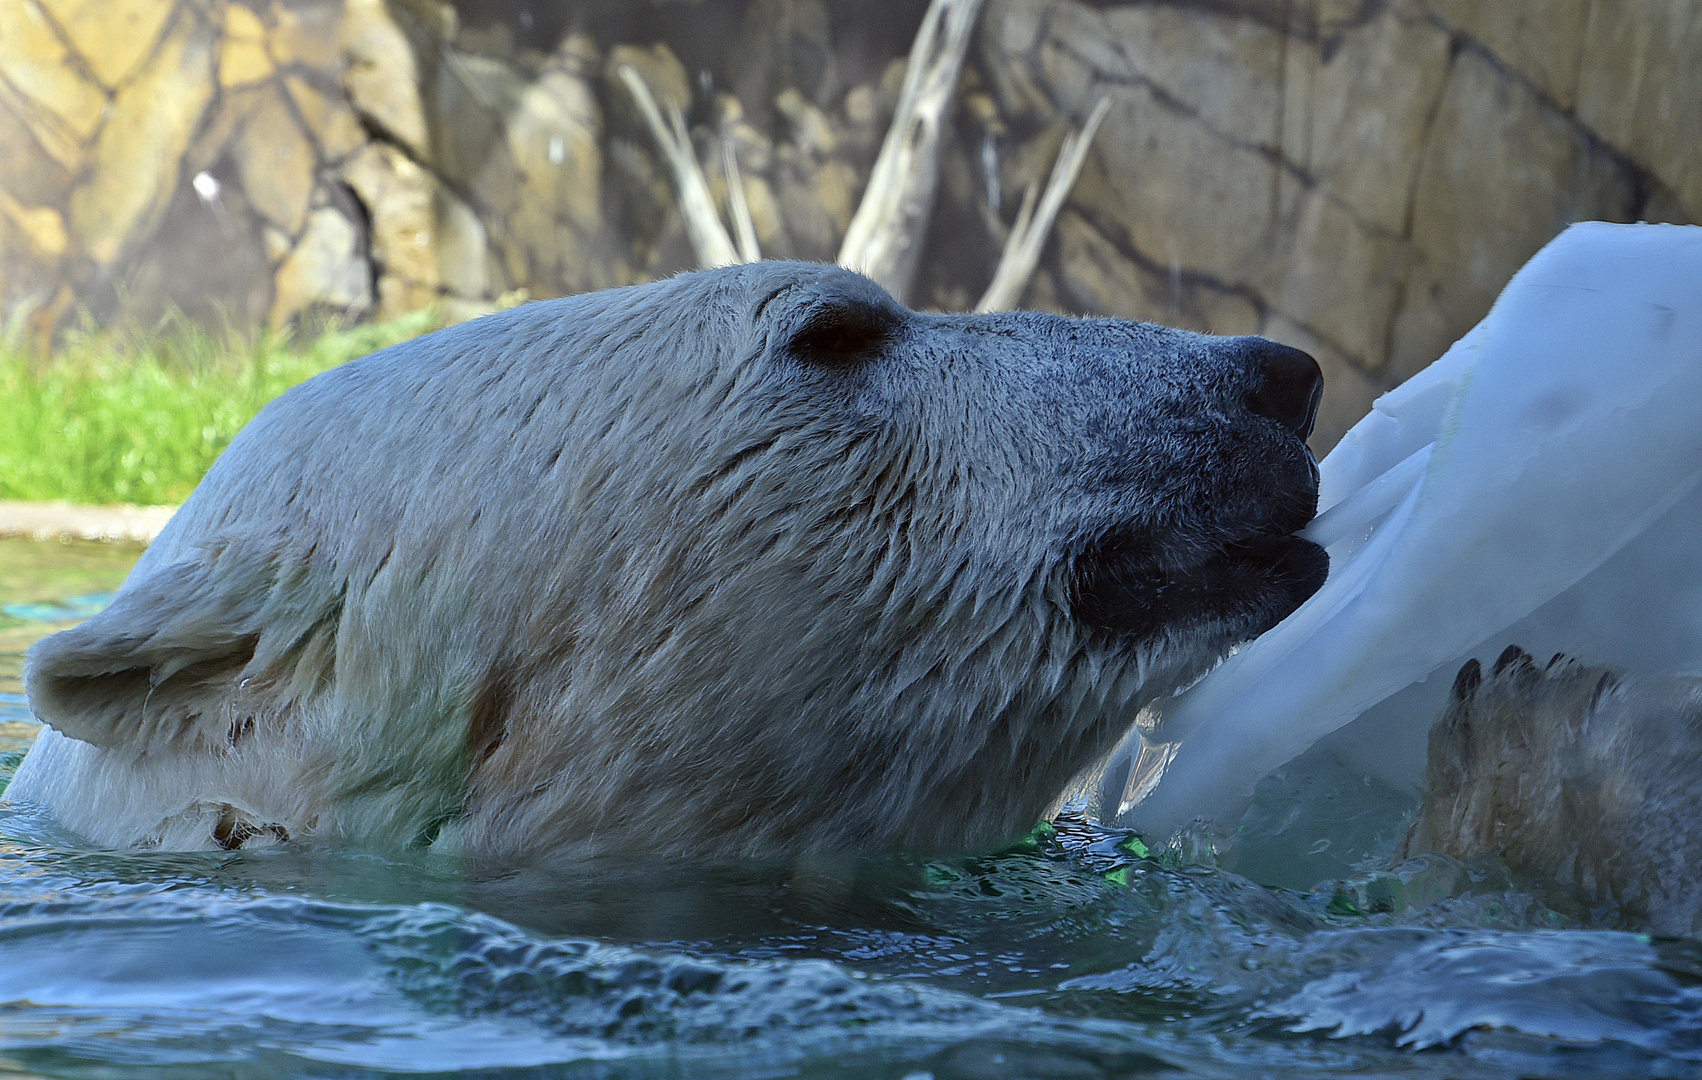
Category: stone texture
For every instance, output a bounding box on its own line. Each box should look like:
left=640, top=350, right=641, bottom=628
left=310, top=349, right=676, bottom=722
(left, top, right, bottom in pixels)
left=0, top=188, right=69, bottom=259
left=500, top=66, right=611, bottom=294
left=36, top=0, right=174, bottom=89
left=1069, top=85, right=1282, bottom=289
left=1053, top=209, right=1260, bottom=333
left=0, top=87, right=73, bottom=327
left=971, top=0, right=1685, bottom=444
left=739, top=172, right=786, bottom=255
left=606, top=136, right=674, bottom=259
left=1575, top=0, right=1702, bottom=221
left=219, top=1, right=274, bottom=88
left=1299, top=6, right=1451, bottom=236
left=285, top=72, right=366, bottom=161
left=270, top=205, right=370, bottom=328
left=263, top=223, right=292, bottom=262
left=341, top=138, right=488, bottom=317
left=733, top=0, right=833, bottom=123
left=182, top=81, right=259, bottom=178
left=1425, top=0, right=1590, bottom=112
left=1264, top=190, right=1409, bottom=373
left=388, top=0, right=454, bottom=42
left=340, top=0, right=429, bottom=159
left=266, top=0, right=342, bottom=69
left=0, top=0, right=108, bottom=170
left=773, top=153, right=858, bottom=263
left=233, top=82, right=316, bottom=236
left=433, top=188, right=489, bottom=300
left=68, top=7, right=215, bottom=267
left=419, top=48, right=522, bottom=218
left=341, top=140, right=438, bottom=316
left=0, top=81, right=75, bottom=209
left=1049, top=206, right=1151, bottom=320
left=1388, top=47, right=1639, bottom=381
left=979, top=2, right=1055, bottom=125
left=115, top=163, right=273, bottom=328
left=766, top=88, right=859, bottom=262
left=1099, top=3, right=1284, bottom=148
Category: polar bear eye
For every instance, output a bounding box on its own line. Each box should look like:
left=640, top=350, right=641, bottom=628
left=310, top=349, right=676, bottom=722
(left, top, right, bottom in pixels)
left=786, top=302, right=895, bottom=369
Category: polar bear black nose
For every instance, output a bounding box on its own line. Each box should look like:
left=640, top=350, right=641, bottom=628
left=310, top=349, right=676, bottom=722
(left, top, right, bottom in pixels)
left=1244, top=339, right=1324, bottom=441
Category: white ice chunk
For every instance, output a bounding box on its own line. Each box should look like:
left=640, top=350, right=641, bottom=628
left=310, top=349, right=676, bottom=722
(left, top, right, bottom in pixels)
left=1115, top=221, right=1702, bottom=839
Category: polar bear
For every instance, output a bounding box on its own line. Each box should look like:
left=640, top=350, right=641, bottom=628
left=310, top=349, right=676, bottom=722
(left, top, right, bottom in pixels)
left=9, top=262, right=1325, bottom=860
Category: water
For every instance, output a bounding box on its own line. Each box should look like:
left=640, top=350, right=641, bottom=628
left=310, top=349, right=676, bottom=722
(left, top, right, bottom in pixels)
left=0, top=536, right=137, bottom=702
left=2, top=538, right=1700, bottom=1079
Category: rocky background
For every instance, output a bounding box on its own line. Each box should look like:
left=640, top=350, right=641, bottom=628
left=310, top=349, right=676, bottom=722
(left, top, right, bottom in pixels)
left=0, top=0, right=1696, bottom=447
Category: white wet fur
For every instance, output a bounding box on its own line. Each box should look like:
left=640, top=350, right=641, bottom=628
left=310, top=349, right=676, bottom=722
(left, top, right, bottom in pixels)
left=1116, top=222, right=1702, bottom=838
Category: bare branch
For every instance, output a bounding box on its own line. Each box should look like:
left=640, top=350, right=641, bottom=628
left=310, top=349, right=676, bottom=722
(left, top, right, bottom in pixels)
left=617, top=63, right=740, bottom=269
left=721, top=133, right=761, bottom=264
left=976, top=95, right=1112, bottom=312
left=836, top=0, right=985, bottom=302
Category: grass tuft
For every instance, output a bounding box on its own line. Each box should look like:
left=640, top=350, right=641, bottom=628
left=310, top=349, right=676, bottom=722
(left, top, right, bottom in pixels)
left=0, top=310, right=440, bottom=506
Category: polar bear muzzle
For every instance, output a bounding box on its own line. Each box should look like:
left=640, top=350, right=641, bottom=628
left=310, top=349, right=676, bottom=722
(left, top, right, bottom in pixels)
left=1069, top=335, right=1327, bottom=650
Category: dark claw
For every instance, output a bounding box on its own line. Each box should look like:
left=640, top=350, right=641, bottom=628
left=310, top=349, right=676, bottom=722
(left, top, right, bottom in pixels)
left=1590, top=671, right=1620, bottom=711
left=1451, top=658, right=1483, bottom=702
left=1493, top=644, right=1533, bottom=676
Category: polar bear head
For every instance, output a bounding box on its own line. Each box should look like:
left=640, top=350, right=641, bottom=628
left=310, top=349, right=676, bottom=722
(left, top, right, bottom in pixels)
left=22, top=262, right=1326, bottom=858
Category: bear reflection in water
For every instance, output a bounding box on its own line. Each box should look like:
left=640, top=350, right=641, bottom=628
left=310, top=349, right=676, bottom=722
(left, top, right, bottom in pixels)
left=9, top=261, right=1326, bottom=862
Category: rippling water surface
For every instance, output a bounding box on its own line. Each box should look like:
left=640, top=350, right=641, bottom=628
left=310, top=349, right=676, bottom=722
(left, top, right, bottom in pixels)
left=1, top=537, right=1700, bottom=1079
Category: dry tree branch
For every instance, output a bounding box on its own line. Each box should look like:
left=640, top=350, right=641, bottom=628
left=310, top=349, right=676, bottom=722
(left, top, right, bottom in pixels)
left=836, top=0, right=985, bottom=302
left=721, top=133, right=761, bottom=264
left=622, top=0, right=1100, bottom=313
left=617, top=63, right=741, bottom=269
left=976, top=95, right=1112, bottom=312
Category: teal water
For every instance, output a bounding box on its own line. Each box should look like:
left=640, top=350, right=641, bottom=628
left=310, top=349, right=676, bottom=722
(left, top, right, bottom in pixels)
left=1, top=539, right=1700, bottom=1079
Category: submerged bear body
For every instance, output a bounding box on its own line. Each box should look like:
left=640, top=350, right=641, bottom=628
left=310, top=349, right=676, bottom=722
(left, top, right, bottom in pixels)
left=10, top=263, right=1325, bottom=859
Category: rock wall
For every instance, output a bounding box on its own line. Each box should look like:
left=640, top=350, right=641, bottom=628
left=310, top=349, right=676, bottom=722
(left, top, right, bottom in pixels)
left=0, top=0, right=1695, bottom=446
left=978, top=0, right=1701, bottom=441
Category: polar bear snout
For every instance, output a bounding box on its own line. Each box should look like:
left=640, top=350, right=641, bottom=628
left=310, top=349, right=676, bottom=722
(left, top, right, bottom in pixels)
left=1239, top=338, right=1324, bottom=441
left=1065, top=331, right=1327, bottom=651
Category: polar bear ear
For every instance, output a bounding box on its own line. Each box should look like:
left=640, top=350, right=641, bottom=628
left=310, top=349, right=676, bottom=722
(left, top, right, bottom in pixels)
left=23, top=544, right=334, bottom=752
left=785, top=297, right=900, bottom=369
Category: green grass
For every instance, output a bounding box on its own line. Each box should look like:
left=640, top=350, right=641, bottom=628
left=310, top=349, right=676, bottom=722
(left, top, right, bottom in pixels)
left=0, top=310, right=441, bottom=506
